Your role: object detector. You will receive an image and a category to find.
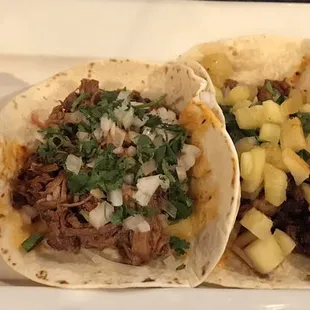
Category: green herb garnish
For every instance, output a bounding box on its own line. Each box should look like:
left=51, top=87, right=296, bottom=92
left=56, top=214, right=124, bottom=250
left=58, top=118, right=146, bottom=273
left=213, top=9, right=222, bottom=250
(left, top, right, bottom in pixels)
left=170, top=236, right=190, bottom=256
left=296, top=113, right=310, bottom=135
left=132, top=95, right=166, bottom=120
left=265, top=81, right=285, bottom=104
left=136, top=135, right=156, bottom=163
left=71, top=93, right=90, bottom=111
left=21, top=233, right=44, bottom=253
left=297, top=149, right=310, bottom=162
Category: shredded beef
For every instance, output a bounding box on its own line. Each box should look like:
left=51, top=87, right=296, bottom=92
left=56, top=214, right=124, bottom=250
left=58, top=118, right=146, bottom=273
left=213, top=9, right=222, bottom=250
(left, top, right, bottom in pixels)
left=79, top=78, right=99, bottom=94
left=257, top=79, right=290, bottom=102
left=46, top=105, right=65, bottom=126
left=252, top=198, right=278, bottom=217
left=62, top=92, right=78, bottom=112
left=224, top=79, right=238, bottom=90
left=130, top=90, right=151, bottom=103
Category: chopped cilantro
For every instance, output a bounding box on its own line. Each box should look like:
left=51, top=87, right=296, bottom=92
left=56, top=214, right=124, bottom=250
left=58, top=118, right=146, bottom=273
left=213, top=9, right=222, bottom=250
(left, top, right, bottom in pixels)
left=79, top=138, right=99, bottom=159
left=265, top=81, right=286, bottom=104
left=296, top=113, right=310, bottom=135
left=136, top=135, right=156, bottom=163
left=168, top=183, right=193, bottom=220
left=71, top=93, right=90, bottom=111
left=297, top=149, right=310, bottom=162
left=100, top=90, right=119, bottom=103
left=145, top=115, right=162, bottom=127
left=170, top=236, right=190, bottom=256
left=161, top=159, right=176, bottom=183
left=132, top=95, right=166, bottom=120
left=67, top=171, right=90, bottom=194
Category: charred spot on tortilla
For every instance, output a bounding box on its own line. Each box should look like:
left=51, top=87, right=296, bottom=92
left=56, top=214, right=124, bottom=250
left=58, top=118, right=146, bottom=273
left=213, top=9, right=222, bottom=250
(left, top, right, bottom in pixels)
left=141, top=80, right=145, bottom=84
left=13, top=100, right=18, bottom=109
left=170, top=76, right=174, bottom=80
left=173, top=278, right=181, bottom=284
left=164, top=66, right=168, bottom=74
left=109, top=59, right=117, bottom=63
left=0, top=193, right=4, bottom=198
left=45, top=83, right=51, bottom=88
left=36, top=270, right=48, bottom=280
left=177, top=68, right=181, bottom=73
left=43, top=96, right=48, bottom=100
left=145, top=64, right=150, bottom=69
left=57, top=280, right=69, bottom=285
left=142, top=277, right=155, bottom=282
left=12, top=262, right=16, bottom=266
left=83, top=281, right=89, bottom=284
left=1, top=248, right=8, bottom=254
left=201, top=264, right=208, bottom=276
left=7, top=257, right=11, bottom=262
left=20, top=95, right=26, bottom=99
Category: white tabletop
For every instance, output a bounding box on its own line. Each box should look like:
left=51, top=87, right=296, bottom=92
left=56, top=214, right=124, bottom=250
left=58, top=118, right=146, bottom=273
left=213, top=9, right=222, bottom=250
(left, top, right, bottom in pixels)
left=1, top=0, right=310, bottom=61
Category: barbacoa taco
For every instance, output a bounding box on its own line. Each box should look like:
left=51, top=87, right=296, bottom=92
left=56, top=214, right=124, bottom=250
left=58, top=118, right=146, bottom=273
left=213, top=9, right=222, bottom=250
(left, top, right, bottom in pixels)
left=181, top=35, right=310, bottom=288
left=0, top=59, right=239, bottom=288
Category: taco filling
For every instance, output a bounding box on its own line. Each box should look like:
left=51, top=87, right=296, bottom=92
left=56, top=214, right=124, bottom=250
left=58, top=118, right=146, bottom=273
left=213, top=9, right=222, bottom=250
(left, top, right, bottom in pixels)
left=200, top=54, right=310, bottom=275
left=12, top=78, right=201, bottom=267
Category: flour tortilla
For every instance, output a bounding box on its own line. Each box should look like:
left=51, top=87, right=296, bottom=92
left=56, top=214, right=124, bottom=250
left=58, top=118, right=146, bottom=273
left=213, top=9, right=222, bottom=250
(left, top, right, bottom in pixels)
left=181, top=35, right=310, bottom=289
left=0, top=59, right=239, bottom=288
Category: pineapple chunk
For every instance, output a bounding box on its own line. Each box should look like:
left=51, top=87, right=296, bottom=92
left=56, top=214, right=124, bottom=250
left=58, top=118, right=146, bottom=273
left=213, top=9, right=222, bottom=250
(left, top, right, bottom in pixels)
left=231, top=100, right=252, bottom=112
left=200, top=53, right=233, bottom=88
left=280, top=89, right=303, bottom=116
left=248, top=85, right=258, bottom=101
left=234, top=106, right=265, bottom=129
left=224, top=86, right=251, bottom=106
left=240, top=208, right=272, bottom=240
left=241, top=183, right=263, bottom=200
left=241, top=147, right=266, bottom=193
left=302, top=183, right=310, bottom=206
left=214, top=86, right=223, bottom=104
left=263, top=100, right=285, bottom=124
left=234, top=231, right=257, bottom=249
left=240, top=152, right=253, bottom=180
left=259, top=123, right=281, bottom=145
left=299, top=103, right=310, bottom=113
left=235, top=137, right=257, bottom=156
left=244, top=235, right=285, bottom=274
left=282, top=148, right=310, bottom=185
left=264, top=163, right=287, bottom=206
left=261, top=143, right=289, bottom=172
left=274, top=229, right=296, bottom=256
left=280, top=117, right=306, bottom=152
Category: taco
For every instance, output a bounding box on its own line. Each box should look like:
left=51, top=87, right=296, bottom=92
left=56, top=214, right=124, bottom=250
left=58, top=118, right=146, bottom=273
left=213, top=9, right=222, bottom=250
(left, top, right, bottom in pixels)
left=181, top=35, right=310, bottom=288
left=0, top=59, right=239, bottom=288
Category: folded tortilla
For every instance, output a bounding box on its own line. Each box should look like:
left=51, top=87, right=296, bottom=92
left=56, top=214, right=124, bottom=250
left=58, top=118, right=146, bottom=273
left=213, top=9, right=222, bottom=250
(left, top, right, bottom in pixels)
left=181, top=35, right=310, bottom=289
left=0, top=59, right=239, bottom=288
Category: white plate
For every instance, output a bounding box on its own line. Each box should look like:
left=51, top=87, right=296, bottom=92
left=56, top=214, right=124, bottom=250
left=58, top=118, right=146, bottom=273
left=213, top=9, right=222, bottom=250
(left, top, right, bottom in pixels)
left=1, top=0, right=310, bottom=307
left=1, top=287, right=310, bottom=310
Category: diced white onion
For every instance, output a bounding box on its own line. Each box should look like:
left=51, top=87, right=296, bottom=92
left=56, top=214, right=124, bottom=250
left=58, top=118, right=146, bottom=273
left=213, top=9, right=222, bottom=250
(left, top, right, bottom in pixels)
left=142, top=127, right=156, bottom=141
left=128, top=131, right=140, bottom=144
left=117, top=90, right=131, bottom=101
left=179, top=154, right=196, bottom=171
left=100, top=116, right=114, bottom=137
left=122, top=108, right=134, bottom=130
left=93, top=127, right=103, bottom=141
left=20, top=205, right=38, bottom=225
left=176, top=165, right=187, bottom=182
left=65, top=154, right=83, bottom=175
left=86, top=159, right=96, bottom=168
left=134, top=175, right=169, bottom=206
left=142, top=160, right=157, bottom=176
left=35, top=132, right=45, bottom=143
left=90, top=188, right=105, bottom=199
left=182, top=144, right=201, bottom=159
left=123, top=215, right=151, bottom=232
left=113, top=146, right=124, bottom=155
left=126, top=146, right=137, bottom=157
left=110, top=126, right=126, bottom=147
left=124, top=173, right=134, bottom=185
left=76, top=131, right=89, bottom=141
left=162, top=201, right=177, bottom=218
left=108, top=189, right=123, bottom=207
left=89, top=202, right=114, bottom=229
left=151, top=107, right=177, bottom=124
left=133, top=115, right=149, bottom=128
left=64, top=111, right=86, bottom=123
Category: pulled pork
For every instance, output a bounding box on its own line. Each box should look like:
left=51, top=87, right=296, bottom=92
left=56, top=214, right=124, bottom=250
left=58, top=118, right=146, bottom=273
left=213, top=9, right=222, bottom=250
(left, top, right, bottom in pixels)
left=12, top=156, right=170, bottom=265
left=257, top=79, right=290, bottom=102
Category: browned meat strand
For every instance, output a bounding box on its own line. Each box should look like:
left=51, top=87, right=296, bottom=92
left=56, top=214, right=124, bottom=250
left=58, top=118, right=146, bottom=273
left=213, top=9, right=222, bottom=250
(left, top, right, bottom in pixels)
left=224, top=79, right=238, bottom=90
left=12, top=156, right=169, bottom=266
left=257, top=79, right=290, bottom=102
left=62, top=92, right=78, bottom=112
left=79, top=78, right=99, bottom=94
